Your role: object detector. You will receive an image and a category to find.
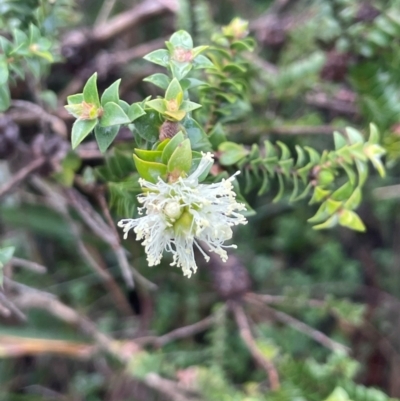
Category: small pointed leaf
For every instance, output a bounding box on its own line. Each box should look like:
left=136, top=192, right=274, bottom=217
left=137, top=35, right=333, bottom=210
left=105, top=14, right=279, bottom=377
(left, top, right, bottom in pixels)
left=167, top=139, right=192, bottom=174
left=94, top=125, right=119, bottom=153
left=143, top=49, right=170, bottom=67
left=101, top=79, right=121, bottom=106
left=339, top=210, right=366, bottom=232
left=133, top=154, right=168, bottom=183
left=165, top=78, right=183, bottom=101
left=83, top=73, right=100, bottom=108
left=100, top=102, right=130, bottom=127
left=169, top=30, right=193, bottom=49
left=71, top=119, right=97, bottom=149
left=143, top=73, right=170, bottom=89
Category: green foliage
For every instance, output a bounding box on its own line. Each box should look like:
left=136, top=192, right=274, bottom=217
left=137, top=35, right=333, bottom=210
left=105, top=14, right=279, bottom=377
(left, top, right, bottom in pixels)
left=0, top=246, right=14, bottom=286
left=219, top=125, right=385, bottom=230
left=1, top=1, right=399, bottom=400
left=65, top=74, right=145, bottom=150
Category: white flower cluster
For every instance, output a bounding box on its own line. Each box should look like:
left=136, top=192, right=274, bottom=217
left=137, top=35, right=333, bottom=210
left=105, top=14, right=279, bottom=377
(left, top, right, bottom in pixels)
left=118, top=152, right=247, bottom=277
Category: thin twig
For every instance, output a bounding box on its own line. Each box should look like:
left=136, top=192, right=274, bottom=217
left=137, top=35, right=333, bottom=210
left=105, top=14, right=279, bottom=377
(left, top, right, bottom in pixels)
left=144, top=373, right=200, bottom=401
left=11, top=100, right=67, bottom=137
left=245, top=292, right=325, bottom=308
left=246, top=295, right=350, bottom=353
left=137, top=314, right=217, bottom=347
left=11, top=257, right=47, bottom=274
left=12, top=291, right=126, bottom=361
left=29, top=177, right=135, bottom=314
left=305, top=91, right=359, bottom=116
left=0, top=292, right=26, bottom=322
left=0, top=157, right=45, bottom=199
left=65, top=187, right=157, bottom=290
left=230, top=301, right=280, bottom=391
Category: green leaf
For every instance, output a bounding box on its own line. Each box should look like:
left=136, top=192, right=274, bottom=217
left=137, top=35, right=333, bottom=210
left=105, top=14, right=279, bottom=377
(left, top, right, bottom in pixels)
left=165, top=78, right=183, bottom=101
left=192, top=45, right=208, bottom=58
left=164, top=110, right=186, bottom=121
left=346, top=127, right=364, bottom=144
left=167, top=138, right=192, bottom=174
left=334, top=131, right=347, bottom=150
left=368, top=123, right=379, bottom=144
left=180, top=78, right=207, bottom=90
left=101, top=79, right=121, bottom=106
left=324, top=387, right=352, bottom=401
left=181, top=117, right=212, bottom=151
left=133, top=154, right=167, bottom=183
left=169, top=30, right=193, bottom=49
left=180, top=100, right=201, bottom=112
left=355, top=159, right=368, bottom=186
left=309, top=186, right=330, bottom=204
left=29, top=24, right=41, bottom=43
left=146, top=99, right=167, bottom=114
left=218, top=142, right=248, bottom=165
left=94, top=125, right=119, bottom=153
left=127, top=103, right=146, bottom=121
left=304, top=146, right=320, bottom=163
left=67, top=93, right=84, bottom=105
left=143, top=49, right=170, bottom=67
left=308, top=203, right=330, bottom=224
left=344, top=187, right=362, bottom=210
left=273, top=174, right=285, bottom=202
left=331, top=181, right=354, bottom=202
left=295, top=145, right=306, bottom=167
left=143, top=73, right=170, bottom=90
left=0, top=57, right=9, bottom=85
left=100, top=102, right=130, bottom=127
left=313, top=214, right=339, bottom=230
left=339, top=210, right=366, bottom=232
left=162, top=131, right=185, bottom=164
left=209, top=123, right=227, bottom=148
left=0, top=246, right=15, bottom=286
left=0, top=246, right=15, bottom=268
left=193, top=54, right=214, bottom=69
left=133, top=110, right=161, bottom=142
left=155, top=139, right=171, bottom=151
left=135, top=149, right=163, bottom=163
left=0, top=85, right=10, bottom=112
left=83, top=72, right=100, bottom=108
left=71, top=119, right=97, bottom=149
left=170, top=60, right=192, bottom=81
left=83, top=73, right=100, bottom=108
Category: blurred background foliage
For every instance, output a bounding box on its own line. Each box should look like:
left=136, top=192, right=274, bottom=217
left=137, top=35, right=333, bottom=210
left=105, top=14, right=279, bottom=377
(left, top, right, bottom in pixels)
left=1, top=0, right=400, bottom=400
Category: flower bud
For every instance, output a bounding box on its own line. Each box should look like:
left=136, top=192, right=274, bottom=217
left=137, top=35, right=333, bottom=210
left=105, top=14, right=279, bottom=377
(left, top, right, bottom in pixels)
left=174, top=210, right=194, bottom=237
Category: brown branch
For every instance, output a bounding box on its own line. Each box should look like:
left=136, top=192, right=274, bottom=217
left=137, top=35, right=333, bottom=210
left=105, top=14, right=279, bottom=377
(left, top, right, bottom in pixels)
left=245, top=292, right=326, bottom=308
left=144, top=373, right=201, bottom=401
left=230, top=301, right=280, bottom=391
left=29, top=178, right=135, bottom=314
left=10, top=100, right=68, bottom=137
left=137, top=314, right=217, bottom=347
left=12, top=291, right=127, bottom=361
left=246, top=295, right=350, bottom=353
left=65, top=187, right=157, bottom=290
left=11, top=257, right=47, bottom=274
left=0, top=291, right=26, bottom=322
left=0, top=157, right=45, bottom=199
left=305, top=91, right=359, bottom=116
